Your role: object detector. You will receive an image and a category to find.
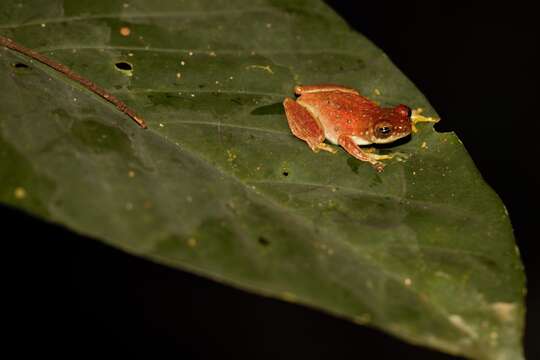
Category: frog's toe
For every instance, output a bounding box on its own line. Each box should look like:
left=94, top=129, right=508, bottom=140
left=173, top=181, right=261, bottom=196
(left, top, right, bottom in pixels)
left=372, top=161, right=385, bottom=172
left=367, top=151, right=408, bottom=163
left=370, top=154, right=393, bottom=161
left=317, top=143, right=338, bottom=154
left=411, top=108, right=440, bottom=133
left=391, top=152, right=409, bottom=161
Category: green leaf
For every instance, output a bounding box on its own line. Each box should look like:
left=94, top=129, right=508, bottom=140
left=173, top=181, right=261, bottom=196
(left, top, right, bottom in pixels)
left=0, top=1, right=525, bottom=359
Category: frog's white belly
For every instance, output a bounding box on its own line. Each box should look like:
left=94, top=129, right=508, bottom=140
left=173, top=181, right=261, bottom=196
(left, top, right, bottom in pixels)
left=319, top=119, right=372, bottom=146
left=321, top=126, right=340, bottom=145
left=351, top=136, right=372, bottom=146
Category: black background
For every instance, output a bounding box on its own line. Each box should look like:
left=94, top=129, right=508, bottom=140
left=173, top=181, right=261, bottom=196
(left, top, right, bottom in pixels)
left=4, top=1, right=538, bottom=359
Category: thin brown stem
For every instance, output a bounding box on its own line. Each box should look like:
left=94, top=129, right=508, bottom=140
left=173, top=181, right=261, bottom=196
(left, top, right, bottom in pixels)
left=0, top=36, right=147, bottom=129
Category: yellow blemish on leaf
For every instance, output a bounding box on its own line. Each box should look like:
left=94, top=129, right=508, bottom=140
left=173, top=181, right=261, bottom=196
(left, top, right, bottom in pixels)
left=128, top=170, right=135, bottom=178
left=421, top=141, right=428, bottom=149
left=120, top=26, right=131, bottom=37
left=374, top=88, right=381, bottom=96
left=354, top=313, right=372, bottom=324
left=490, top=331, right=499, bottom=345
left=281, top=292, right=297, bottom=302
left=491, top=302, right=516, bottom=322
left=208, top=51, right=216, bottom=57
left=404, top=278, right=412, bottom=286
left=176, top=72, right=182, bottom=79
left=187, top=238, right=198, bottom=247
left=14, top=187, right=27, bottom=199
left=227, top=149, right=237, bottom=162
left=448, top=315, right=478, bottom=338
left=435, top=271, right=450, bottom=279
left=245, top=65, right=274, bottom=74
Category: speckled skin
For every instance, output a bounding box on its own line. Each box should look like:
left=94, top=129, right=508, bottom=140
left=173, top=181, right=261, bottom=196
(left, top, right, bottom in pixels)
left=283, top=84, right=412, bottom=171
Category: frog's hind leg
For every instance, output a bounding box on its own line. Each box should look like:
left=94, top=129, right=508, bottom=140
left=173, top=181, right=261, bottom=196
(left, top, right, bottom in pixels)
left=294, top=84, right=359, bottom=95
left=283, top=97, right=337, bottom=154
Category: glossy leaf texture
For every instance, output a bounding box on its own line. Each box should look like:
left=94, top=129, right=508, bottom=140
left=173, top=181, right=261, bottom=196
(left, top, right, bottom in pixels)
left=0, top=1, right=525, bottom=359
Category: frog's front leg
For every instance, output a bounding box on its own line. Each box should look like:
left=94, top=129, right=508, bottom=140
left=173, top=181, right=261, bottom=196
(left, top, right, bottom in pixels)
left=294, top=84, right=359, bottom=95
left=338, top=135, right=385, bottom=172
left=283, top=98, right=337, bottom=154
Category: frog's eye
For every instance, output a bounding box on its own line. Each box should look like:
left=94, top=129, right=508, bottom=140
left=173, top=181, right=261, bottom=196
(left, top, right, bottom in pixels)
left=376, top=123, right=393, bottom=138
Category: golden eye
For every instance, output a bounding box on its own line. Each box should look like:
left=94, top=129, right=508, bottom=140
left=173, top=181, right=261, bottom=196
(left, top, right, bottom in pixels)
left=377, top=125, right=393, bottom=138
left=379, top=126, right=392, bottom=135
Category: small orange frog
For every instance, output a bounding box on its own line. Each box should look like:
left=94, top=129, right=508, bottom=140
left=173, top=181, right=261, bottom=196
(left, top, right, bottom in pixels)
left=283, top=84, right=436, bottom=172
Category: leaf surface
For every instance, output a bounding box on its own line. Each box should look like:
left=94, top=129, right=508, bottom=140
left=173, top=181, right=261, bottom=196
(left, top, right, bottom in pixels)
left=0, top=1, right=525, bottom=359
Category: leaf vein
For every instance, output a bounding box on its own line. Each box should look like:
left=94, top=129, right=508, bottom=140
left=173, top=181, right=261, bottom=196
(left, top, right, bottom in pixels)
left=111, top=88, right=286, bottom=98
left=0, top=8, right=282, bottom=29
left=157, top=120, right=288, bottom=135
left=34, top=45, right=362, bottom=58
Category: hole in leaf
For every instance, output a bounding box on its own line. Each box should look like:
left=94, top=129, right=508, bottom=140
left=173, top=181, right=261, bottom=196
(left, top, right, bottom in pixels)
left=258, top=236, right=270, bottom=246
left=13, top=62, right=29, bottom=69
left=115, top=62, right=133, bottom=71
left=434, top=120, right=452, bottom=133
left=282, top=171, right=289, bottom=176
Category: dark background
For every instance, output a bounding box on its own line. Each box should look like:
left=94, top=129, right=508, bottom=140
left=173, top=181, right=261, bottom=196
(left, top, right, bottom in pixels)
left=5, top=1, right=538, bottom=359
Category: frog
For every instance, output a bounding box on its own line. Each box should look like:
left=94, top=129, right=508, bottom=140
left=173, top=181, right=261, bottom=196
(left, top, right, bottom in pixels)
left=283, top=84, right=438, bottom=172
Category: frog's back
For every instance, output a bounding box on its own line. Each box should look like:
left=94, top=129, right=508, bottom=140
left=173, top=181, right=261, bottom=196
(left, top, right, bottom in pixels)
left=297, top=91, right=379, bottom=144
